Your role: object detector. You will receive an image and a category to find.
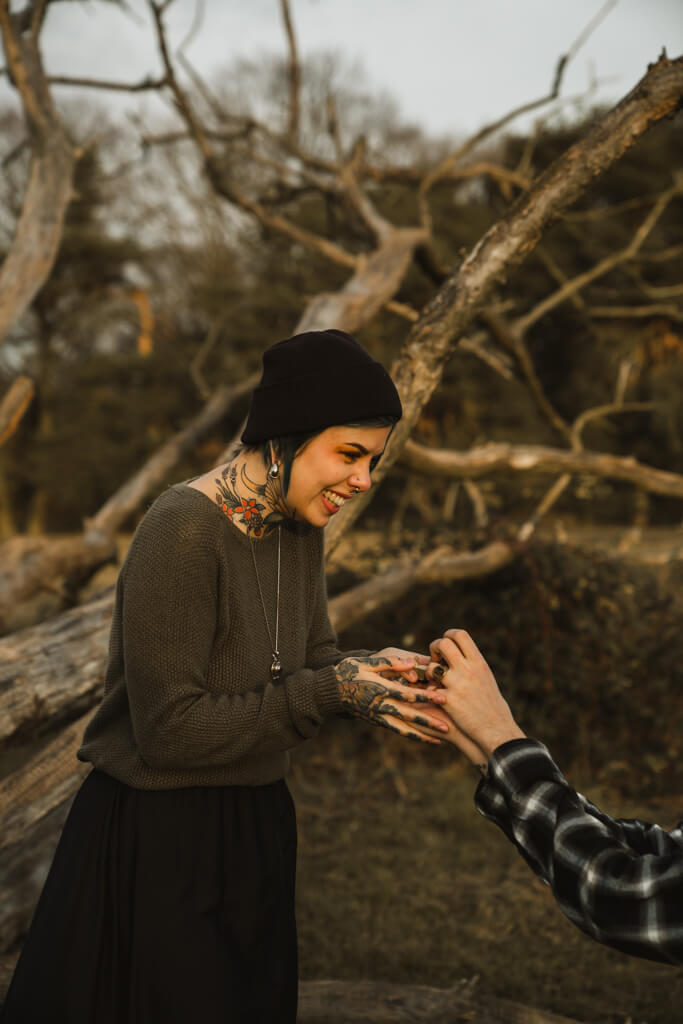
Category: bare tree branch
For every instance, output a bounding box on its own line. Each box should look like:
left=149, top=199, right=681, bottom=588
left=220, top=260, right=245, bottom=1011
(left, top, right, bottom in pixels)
left=417, top=2, right=616, bottom=232
left=0, top=375, right=34, bottom=446
left=588, top=303, right=683, bottom=321
left=1, top=136, right=28, bottom=170
left=329, top=541, right=515, bottom=634
left=478, top=310, right=573, bottom=443
left=535, top=245, right=586, bottom=310
left=0, top=2, right=76, bottom=344
left=325, top=52, right=683, bottom=554
left=571, top=400, right=655, bottom=448
left=516, top=180, right=683, bottom=333
left=189, top=314, right=227, bottom=401
left=399, top=437, right=683, bottom=500
left=47, top=72, right=167, bottom=92
left=279, top=0, right=300, bottom=145
left=0, top=376, right=257, bottom=630
left=518, top=474, right=572, bottom=543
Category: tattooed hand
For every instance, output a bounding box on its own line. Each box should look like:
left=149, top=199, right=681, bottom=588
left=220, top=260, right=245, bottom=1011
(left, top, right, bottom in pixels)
left=334, top=655, right=449, bottom=746
left=372, top=647, right=429, bottom=685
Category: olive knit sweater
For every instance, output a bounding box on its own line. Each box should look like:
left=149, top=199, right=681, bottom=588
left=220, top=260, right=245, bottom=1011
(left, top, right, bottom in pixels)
left=79, top=484, right=358, bottom=789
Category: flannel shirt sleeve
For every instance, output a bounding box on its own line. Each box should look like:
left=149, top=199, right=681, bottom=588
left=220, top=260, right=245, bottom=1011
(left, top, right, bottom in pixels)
left=474, top=738, right=683, bottom=965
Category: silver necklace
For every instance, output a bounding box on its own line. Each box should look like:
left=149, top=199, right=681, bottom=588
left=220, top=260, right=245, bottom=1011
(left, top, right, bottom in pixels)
left=250, top=526, right=281, bottom=682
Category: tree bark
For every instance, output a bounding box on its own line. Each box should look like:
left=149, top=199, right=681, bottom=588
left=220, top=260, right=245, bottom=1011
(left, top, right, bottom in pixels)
left=0, top=5, right=76, bottom=346
left=0, top=533, right=517, bottom=750
left=295, top=227, right=427, bottom=334
left=399, top=439, right=683, bottom=500
left=0, top=375, right=256, bottom=633
left=0, top=968, right=588, bottom=1021
left=0, top=711, right=91, bottom=954
left=0, top=377, right=34, bottom=447
left=329, top=540, right=514, bottom=634
left=324, top=52, right=683, bottom=554
left=0, top=590, right=112, bottom=745
left=297, top=979, right=587, bottom=1024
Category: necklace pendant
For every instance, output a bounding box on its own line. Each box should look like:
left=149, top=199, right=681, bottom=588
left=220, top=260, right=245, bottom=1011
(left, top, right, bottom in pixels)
left=271, top=654, right=282, bottom=682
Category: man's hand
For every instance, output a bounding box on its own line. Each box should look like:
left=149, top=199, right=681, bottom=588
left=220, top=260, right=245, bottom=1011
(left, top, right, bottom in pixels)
left=335, top=654, right=448, bottom=745
left=427, top=629, right=525, bottom=761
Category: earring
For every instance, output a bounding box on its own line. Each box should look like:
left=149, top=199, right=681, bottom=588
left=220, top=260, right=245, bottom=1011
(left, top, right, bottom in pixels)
left=268, top=461, right=280, bottom=478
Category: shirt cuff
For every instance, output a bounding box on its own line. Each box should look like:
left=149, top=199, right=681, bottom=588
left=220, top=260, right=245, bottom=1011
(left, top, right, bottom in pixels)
left=313, top=663, right=344, bottom=716
left=485, top=737, right=567, bottom=801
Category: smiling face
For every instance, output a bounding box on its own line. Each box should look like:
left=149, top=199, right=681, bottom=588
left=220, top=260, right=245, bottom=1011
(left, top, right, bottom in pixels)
left=284, top=425, right=392, bottom=527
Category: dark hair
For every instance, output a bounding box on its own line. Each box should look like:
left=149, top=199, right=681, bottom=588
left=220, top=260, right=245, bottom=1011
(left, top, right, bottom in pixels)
left=242, top=416, right=398, bottom=497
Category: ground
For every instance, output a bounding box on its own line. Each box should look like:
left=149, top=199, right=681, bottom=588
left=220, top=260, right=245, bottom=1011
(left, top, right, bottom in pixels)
left=292, top=528, right=683, bottom=1023
left=292, top=722, right=682, bottom=1024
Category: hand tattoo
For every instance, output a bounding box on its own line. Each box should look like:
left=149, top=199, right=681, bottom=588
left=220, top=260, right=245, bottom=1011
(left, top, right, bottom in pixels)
left=335, top=658, right=437, bottom=744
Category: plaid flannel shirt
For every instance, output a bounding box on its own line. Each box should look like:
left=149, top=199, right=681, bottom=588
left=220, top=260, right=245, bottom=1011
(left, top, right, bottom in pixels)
left=475, top=738, right=683, bottom=965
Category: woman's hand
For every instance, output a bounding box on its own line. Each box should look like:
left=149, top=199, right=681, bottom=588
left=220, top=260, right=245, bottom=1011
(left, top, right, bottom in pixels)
left=427, top=629, right=525, bottom=762
left=335, top=654, right=448, bottom=745
left=372, top=647, right=430, bottom=685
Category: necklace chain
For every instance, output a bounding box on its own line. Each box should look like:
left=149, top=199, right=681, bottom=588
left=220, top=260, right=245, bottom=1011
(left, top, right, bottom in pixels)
left=250, top=526, right=281, bottom=682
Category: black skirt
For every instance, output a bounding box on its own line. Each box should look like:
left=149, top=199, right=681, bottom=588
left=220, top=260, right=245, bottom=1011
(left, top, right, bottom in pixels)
left=1, top=771, right=298, bottom=1023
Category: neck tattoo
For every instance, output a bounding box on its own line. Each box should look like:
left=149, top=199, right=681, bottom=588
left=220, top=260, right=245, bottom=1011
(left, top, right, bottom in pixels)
left=214, top=457, right=291, bottom=538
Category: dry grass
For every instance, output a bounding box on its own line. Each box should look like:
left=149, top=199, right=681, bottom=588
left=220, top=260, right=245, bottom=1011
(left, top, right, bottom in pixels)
left=292, top=721, right=682, bottom=1024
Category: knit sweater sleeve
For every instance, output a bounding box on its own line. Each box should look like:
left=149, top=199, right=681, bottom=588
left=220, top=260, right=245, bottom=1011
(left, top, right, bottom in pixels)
left=120, top=500, right=342, bottom=771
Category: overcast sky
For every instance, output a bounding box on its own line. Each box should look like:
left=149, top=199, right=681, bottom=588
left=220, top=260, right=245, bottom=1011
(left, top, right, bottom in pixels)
left=2, top=0, right=682, bottom=138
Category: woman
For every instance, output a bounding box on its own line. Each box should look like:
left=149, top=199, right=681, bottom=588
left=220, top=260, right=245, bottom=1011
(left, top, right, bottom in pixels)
left=1, top=329, right=448, bottom=1024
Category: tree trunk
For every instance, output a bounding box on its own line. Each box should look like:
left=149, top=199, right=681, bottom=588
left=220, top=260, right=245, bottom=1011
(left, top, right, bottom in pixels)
left=399, top=439, right=683, bottom=499
left=0, top=375, right=256, bottom=632
left=324, top=53, right=683, bottom=554
left=0, top=590, right=112, bottom=745
left=295, top=227, right=426, bottom=334
left=0, top=711, right=91, bottom=954
left=0, top=377, right=34, bottom=448
left=297, top=979, right=587, bottom=1024
left=0, top=7, right=77, bottom=347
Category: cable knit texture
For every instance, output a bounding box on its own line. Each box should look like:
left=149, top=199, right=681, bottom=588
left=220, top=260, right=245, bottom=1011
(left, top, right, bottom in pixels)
left=79, top=484, right=359, bottom=789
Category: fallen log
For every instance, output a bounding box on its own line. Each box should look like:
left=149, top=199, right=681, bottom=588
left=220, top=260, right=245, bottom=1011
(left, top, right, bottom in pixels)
left=0, top=377, right=34, bottom=447
left=0, top=375, right=257, bottom=635
left=0, top=538, right=519, bottom=948
left=325, top=51, right=683, bottom=554
left=400, top=439, right=683, bottom=501
left=329, top=540, right=514, bottom=633
left=297, top=979, right=586, bottom=1024
left=0, top=711, right=91, bottom=954
left=0, top=9, right=76, bottom=347
left=0, top=972, right=588, bottom=1021
left=0, top=589, right=112, bottom=747
left=0, top=539, right=516, bottom=748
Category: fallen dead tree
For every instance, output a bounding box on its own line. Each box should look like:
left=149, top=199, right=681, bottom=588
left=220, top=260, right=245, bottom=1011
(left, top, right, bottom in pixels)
left=399, top=439, right=683, bottom=499
left=1, top=4, right=682, bottom=995
left=0, top=589, right=112, bottom=747
left=0, top=375, right=257, bottom=635
left=0, top=971, right=587, bottom=1022
left=325, top=51, right=683, bottom=552
left=0, top=712, right=91, bottom=954
left=0, top=3, right=76, bottom=344
left=297, top=978, right=587, bottom=1024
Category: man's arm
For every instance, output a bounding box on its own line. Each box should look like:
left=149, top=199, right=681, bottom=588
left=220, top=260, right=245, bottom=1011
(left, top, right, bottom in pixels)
left=428, top=629, right=683, bottom=965
left=477, top=738, right=683, bottom=965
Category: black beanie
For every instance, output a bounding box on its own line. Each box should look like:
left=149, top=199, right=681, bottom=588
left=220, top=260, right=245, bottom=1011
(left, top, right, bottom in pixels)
left=241, top=329, right=402, bottom=444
